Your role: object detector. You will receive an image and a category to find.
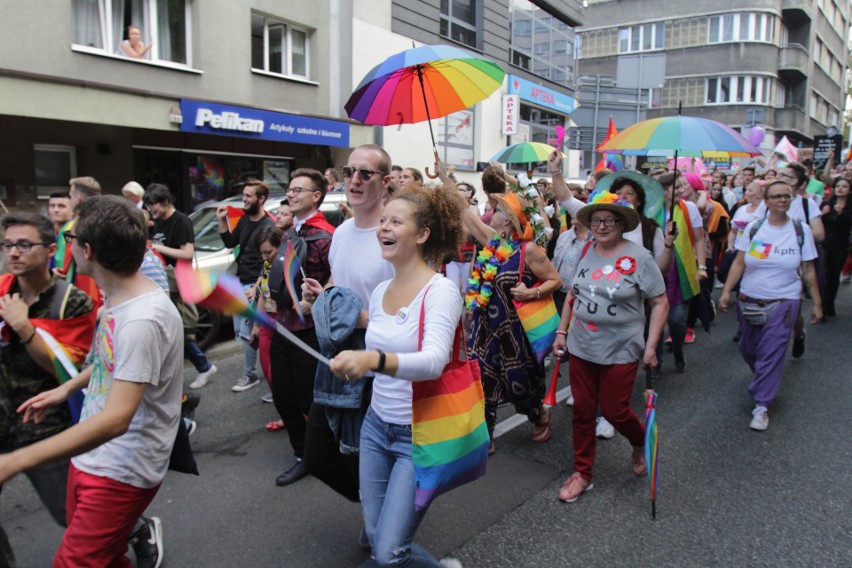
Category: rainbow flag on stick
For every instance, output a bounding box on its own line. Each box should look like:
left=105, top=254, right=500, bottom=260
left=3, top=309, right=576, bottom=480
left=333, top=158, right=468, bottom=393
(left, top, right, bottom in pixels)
left=34, top=327, right=86, bottom=423
left=175, top=261, right=329, bottom=365
left=282, top=241, right=306, bottom=323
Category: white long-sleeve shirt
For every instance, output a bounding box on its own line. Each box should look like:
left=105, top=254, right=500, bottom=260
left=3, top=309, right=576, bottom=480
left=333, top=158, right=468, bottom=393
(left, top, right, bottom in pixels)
left=367, top=274, right=462, bottom=425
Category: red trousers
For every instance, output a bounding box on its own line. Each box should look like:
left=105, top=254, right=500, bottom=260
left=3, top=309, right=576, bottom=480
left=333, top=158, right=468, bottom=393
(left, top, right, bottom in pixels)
left=53, top=464, right=159, bottom=568
left=569, top=355, right=645, bottom=480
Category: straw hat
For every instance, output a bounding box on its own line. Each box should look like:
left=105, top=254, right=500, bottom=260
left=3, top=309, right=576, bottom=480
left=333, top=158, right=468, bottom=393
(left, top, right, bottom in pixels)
left=576, top=190, right=640, bottom=232
left=491, top=191, right=534, bottom=241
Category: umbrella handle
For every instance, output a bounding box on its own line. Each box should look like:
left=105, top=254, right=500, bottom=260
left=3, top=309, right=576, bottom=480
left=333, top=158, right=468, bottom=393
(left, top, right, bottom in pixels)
left=425, top=148, right=441, bottom=179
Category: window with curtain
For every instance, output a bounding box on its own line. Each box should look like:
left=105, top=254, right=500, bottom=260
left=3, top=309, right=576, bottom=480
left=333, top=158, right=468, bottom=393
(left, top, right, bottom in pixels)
left=71, top=0, right=191, bottom=65
left=250, top=13, right=310, bottom=79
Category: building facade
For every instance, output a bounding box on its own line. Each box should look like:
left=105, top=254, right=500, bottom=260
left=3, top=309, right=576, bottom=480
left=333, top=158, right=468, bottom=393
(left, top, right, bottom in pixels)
left=576, top=0, right=850, bottom=160
left=0, top=0, right=585, bottom=214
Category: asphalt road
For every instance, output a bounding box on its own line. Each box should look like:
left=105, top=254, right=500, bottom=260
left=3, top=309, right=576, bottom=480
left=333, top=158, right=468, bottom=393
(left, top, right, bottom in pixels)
left=3, top=291, right=852, bottom=567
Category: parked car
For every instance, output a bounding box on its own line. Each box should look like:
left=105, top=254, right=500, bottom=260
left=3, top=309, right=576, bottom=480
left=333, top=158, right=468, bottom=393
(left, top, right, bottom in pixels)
left=190, top=191, right=349, bottom=349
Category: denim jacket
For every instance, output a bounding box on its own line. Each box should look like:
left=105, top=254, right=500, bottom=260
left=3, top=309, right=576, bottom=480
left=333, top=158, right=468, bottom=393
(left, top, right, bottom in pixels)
left=312, top=287, right=371, bottom=455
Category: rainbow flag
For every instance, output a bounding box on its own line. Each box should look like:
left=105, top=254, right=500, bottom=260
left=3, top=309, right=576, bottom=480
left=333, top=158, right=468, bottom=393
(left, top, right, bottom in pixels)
left=225, top=206, right=245, bottom=233
left=411, top=357, right=489, bottom=511
left=282, top=241, right=305, bottom=322
left=175, top=260, right=274, bottom=329
left=558, top=205, right=569, bottom=234
left=34, top=327, right=86, bottom=423
left=669, top=202, right=700, bottom=301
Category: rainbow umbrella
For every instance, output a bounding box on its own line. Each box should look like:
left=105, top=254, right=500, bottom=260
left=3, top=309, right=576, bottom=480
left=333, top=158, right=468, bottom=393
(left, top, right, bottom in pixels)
left=490, top=142, right=556, bottom=165
left=644, top=368, right=659, bottom=520
left=345, top=44, right=504, bottom=173
left=598, top=115, right=762, bottom=159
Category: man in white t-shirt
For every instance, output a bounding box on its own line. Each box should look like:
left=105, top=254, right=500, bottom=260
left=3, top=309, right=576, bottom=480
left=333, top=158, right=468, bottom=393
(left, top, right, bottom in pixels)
left=302, top=145, right=394, bottom=511
left=756, top=162, right=824, bottom=358
left=0, top=196, right=183, bottom=566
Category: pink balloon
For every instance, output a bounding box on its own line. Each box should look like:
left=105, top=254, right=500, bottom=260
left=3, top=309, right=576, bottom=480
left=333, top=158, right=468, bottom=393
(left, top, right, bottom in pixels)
left=748, top=126, right=765, bottom=147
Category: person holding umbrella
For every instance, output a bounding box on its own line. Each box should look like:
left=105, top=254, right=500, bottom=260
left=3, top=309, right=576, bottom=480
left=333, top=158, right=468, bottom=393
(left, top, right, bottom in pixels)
left=719, top=181, right=822, bottom=431
left=552, top=192, right=668, bottom=503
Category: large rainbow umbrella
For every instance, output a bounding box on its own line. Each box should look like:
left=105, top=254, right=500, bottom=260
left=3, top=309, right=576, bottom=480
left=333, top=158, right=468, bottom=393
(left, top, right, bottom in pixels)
left=598, top=115, right=762, bottom=159
left=490, top=142, right=556, bottom=165
left=345, top=44, right=504, bottom=174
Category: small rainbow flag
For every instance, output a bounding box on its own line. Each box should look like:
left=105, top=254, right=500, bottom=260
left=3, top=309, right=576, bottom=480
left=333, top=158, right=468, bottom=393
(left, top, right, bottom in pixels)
left=34, top=327, right=86, bottom=423
left=282, top=241, right=305, bottom=323
left=225, top=206, right=245, bottom=233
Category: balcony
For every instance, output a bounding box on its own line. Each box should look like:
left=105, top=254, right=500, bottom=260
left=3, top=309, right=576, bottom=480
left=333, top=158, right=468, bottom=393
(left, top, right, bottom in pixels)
left=782, top=0, right=812, bottom=24
left=778, top=44, right=809, bottom=80
left=775, top=106, right=806, bottom=135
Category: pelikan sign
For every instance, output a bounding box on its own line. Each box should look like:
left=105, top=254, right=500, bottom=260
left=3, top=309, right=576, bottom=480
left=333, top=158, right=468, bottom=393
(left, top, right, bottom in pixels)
left=180, top=99, right=350, bottom=147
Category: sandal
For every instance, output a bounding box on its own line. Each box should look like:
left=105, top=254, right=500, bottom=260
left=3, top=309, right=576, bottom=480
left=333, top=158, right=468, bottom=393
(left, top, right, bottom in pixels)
left=266, top=420, right=285, bottom=432
left=531, top=408, right=551, bottom=443
left=488, top=441, right=496, bottom=456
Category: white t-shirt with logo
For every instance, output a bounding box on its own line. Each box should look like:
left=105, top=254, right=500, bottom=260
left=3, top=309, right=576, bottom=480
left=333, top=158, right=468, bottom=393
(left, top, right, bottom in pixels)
left=72, top=290, right=183, bottom=489
left=735, top=219, right=818, bottom=300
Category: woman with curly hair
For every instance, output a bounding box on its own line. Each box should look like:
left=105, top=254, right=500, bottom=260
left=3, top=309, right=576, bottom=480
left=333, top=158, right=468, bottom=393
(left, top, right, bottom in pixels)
left=461, top=184, right=563, bottom=452
left=330, top=184, right=466, bottom=568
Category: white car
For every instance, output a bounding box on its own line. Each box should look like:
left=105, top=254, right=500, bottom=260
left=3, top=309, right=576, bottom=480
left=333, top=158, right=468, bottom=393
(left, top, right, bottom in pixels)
left=190, top=191, right=349, bottom=349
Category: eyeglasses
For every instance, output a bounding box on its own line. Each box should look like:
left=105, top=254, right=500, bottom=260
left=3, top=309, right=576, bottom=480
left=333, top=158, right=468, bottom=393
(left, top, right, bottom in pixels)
left=287, top=186, right=318, bottom=195
left=767, top=194, right=793, bottom=201
left=776, top=172, right=795, bottom=180
left=63, top=232, right=78, bottom=244
left=341, top=166, right=385, bottom=180
left=590, top=218, right=620, bottom=228
left=0, top=240, right=53, bottom=253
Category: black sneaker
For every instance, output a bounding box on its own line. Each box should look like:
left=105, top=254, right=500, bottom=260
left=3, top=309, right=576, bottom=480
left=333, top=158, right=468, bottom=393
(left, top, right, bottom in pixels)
left=130, top=516, right=163, bottom=568
left=792, top=332, right=805, bottom=358
left=674, top=351, right=686, bottom=373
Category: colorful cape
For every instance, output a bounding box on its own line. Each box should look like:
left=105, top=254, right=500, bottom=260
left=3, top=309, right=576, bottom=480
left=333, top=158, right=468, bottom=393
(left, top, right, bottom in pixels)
left=671, top=201, right=700, bottom=301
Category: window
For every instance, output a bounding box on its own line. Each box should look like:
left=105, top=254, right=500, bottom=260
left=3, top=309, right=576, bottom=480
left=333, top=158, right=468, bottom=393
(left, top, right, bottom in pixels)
left=71, top=0, right=191, bottom=65
left=509, top=0, right=575, bottom=87
left=618, top=22, right=664, bottom=53
left=706, top=76, right=772, bottom=105
left=34, top=145, right=77, bottom=200
left=436, top=109, right=475, bottom=168
left=251, top=14, right=309, bottom=78
left=440, top=0, right=481, bottom=50
left=708, top=13, right=774, bottom=43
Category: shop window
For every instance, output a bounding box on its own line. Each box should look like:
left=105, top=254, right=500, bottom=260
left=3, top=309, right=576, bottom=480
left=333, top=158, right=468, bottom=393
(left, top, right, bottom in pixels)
left=436, top=109, right=475, bottom=169
left=440, top=0, right=482, bottom=50
left=34, top=145, right=77, bottom=200
left=251, top=13, right=310, bottom=79
left=71, top=0, right=191, bottom=65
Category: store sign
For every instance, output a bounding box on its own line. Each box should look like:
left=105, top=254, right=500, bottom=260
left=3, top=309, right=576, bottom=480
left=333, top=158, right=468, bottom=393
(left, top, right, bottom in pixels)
left=502, top=94, right=519, bottom=135
left=508, top=75, right=578, bottom=115
left=180, top=99, right=350, bottom=147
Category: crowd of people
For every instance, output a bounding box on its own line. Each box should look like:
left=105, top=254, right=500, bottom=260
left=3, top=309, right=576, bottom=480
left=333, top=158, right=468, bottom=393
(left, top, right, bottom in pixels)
left=0, top=140, right=846, bottom=566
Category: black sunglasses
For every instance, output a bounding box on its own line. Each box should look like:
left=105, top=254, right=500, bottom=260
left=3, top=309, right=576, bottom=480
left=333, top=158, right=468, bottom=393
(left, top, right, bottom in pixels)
left=341, top=166, right=385, bottom=180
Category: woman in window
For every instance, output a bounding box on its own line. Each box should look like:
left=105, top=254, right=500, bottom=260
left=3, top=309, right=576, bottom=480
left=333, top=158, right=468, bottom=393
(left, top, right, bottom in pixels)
left=119, top=25, right=152, bottom=59
left=330, top=184, right=465, bottom=568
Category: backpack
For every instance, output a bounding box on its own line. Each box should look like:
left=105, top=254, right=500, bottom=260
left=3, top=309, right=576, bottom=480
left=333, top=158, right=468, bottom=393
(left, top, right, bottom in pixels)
left=267, top=228, right=333, bottom=308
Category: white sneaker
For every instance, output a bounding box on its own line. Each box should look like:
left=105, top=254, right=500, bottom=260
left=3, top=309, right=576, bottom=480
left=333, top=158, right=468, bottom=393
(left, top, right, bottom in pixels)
left=183, top=417, right=197, bottom=436
left=595, top=416, right=615, bottom=439
left=750, top=406, right=769, bottom=431
left=564, top=386, right=574, bottom=406
left=714, top=280, right=724, bottom=289
left=189, top=364, right=217, bottom=390
left=439, top=559, right=464, bottom=568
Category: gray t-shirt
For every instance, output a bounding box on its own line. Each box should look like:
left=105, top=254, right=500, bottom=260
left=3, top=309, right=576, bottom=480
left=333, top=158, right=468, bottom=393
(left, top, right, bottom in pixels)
left=567, top=241, right=665, bottom=365
left=73, top=289, right=183, bottom=489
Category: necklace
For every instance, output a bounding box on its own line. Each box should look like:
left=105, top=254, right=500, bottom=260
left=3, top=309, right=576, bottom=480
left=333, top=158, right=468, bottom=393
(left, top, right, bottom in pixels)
left=465, top=234, right=519, bottom=311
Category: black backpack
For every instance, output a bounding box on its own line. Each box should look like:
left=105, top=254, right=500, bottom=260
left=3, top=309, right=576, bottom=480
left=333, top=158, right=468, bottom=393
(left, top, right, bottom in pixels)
left=268, top=228, right=332, bottom=307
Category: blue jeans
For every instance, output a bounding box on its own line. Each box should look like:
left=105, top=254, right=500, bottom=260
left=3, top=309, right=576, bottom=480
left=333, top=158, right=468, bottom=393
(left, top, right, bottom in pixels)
left=184, top=340, right=211, bottom=373
left=359, top=408, right=440, bottom=568
left=233, top=284, right=258, bottom=379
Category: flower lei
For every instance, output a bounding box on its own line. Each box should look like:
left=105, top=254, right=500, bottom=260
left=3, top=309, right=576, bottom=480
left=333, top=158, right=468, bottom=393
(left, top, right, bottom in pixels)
left=465, top=234, right=519, bottom=311
left=512, top=176, right=552, bottom=249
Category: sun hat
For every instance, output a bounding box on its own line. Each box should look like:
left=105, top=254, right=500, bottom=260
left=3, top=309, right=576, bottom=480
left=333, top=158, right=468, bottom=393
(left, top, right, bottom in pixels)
left=576, top=190, right=640, bottom=232
left=595, top=171, right=664, bottom=225
left=491, top=191, right=534, bottom=241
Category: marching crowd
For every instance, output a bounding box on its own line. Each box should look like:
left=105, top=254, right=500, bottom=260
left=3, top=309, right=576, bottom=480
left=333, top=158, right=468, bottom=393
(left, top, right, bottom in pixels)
left=0, top=140, right=846, bottom=567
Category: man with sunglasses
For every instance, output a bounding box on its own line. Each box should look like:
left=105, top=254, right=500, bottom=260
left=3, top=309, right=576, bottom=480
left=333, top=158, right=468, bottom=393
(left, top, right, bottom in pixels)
left=217, top=181, right=273, bottom=393
left=301, top=145, right=394, bottom=519
left=270, top=168, right=335, bottom=487
left=0, top=213, right=97, bottom=567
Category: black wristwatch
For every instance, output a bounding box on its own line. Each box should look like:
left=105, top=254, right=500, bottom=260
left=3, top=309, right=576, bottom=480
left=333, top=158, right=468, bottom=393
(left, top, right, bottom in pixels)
left=374, top=350, right=386, bottom=373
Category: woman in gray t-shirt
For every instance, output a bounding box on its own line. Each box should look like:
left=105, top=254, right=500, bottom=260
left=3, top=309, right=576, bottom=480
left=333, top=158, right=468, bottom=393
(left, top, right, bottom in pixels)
left=552, top=192, right=668, bottom=504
